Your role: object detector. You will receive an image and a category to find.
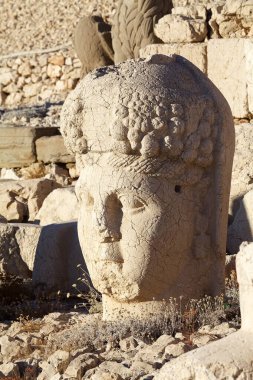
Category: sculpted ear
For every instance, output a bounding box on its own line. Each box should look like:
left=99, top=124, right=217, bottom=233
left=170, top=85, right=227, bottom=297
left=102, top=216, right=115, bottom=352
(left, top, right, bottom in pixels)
left=60, top=82, right=87, bottom=156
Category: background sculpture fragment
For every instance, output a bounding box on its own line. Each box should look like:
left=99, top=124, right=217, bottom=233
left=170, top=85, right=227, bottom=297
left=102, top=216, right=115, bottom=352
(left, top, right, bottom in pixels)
left=60, top=55, right=234, bottom=321
left=111, top=0, right=173, bottom=63
left=74, top=0, right=173, bottom=74
left=74, top=15, right=114, bottom=77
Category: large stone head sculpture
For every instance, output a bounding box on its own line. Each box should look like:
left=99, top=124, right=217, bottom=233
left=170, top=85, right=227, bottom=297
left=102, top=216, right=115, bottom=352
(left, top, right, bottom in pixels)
left=61, top=55, right=234, bottom=320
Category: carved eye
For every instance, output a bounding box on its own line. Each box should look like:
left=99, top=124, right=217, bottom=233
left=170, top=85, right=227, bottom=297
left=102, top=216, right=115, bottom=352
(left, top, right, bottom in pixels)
left=119, top=195, right=145, bottom=212
left=175, top=185, right=181, bottom=193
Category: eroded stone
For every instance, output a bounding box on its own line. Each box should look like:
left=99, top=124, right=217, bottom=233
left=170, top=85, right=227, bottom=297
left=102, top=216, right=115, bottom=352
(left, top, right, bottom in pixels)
left=61, top=55, right=234, bottom=321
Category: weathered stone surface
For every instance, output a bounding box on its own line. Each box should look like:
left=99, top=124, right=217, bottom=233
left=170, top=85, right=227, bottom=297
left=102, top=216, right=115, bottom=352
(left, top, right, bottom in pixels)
left=64, top=353, right=100, bottom=378
left=154, top=242, right=253, bottom=380
left=207, top=39, right=253, bottom=118
left=230, top=123, right=253, bottom=217
left=61, top=55, right=234, bottom=321
left=0, top=223, right=41, bottom=279
left=154, top=14, right=207, bottom=43
left=139, top=43, right=207, bottom=73
left=112, top=0, right=172, bottom=63
left=36, top=187, right=78, bottom=225
left=0, top=126, right=59, bottom=168
left=35, top=135, right=75, bottom=164
left=0, top=178, right=61, bottom=221
left=32, top=222, right=87, bottom=293
left=227, top=190, right=253, bottom=254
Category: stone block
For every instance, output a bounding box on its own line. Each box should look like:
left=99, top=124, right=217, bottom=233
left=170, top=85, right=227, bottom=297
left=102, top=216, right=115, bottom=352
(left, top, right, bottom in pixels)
left=0, top=126, right=59, bottom=168
left=154, top=14, right=207, bottom=43
left=32, top=222, right=88, bottom=293
left=227, top=190, right=253, bottom=254
left=139, top=43, right=207, bottom=73
left=0, top=223, right=41, bottom=278
left=36, top=187, right=78, bottom=225
left=229, top=123, right=253, bottom=217
left=207, top=39, right=253, bottom=118
left=35, top=135, right=75, bottom=164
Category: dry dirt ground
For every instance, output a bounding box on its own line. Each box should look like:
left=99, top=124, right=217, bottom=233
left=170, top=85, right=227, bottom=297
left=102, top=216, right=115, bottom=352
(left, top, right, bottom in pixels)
left=0, top=0, right=118, bottom=55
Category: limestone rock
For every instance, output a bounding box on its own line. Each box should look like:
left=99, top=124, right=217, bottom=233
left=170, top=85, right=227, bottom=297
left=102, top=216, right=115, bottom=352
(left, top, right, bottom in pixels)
left=48, top=350, right=71, bottom=373
left=92, top=361, right=132, bottom=380
left=228, top=190, right=253, bottom=254
left=207, top=39, right=253, bottom=118
left=154, top=14, right=207, bottom=43
left=0, top=125, right=59, bottom=168
left=0, top=362, right=20, bottom=378
left=32, top=222, right=87, bottom=293
left=64, top=353, right=100, bottom=379
left=35, top=135, right=75, bottom=164
left=36, top=187, right=78, bottom=225
left=0, top=223, right=41, bottom=279
left=230, top=123, right=253, bottom=217
left=48, top=55, right=65, bottom=66
left=112, top=0, right=172, bottom=63
left=0, top=178, right=61, bottom=221
left=0, top=68, right=13, bottom=86
left=140, top=42, right=207, bottom=73
left=23, top=82, right=42, bottom=98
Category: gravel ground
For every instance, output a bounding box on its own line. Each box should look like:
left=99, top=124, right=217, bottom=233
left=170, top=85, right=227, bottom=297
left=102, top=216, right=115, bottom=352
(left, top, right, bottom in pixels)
left=0, top=0, right=118, bottom=55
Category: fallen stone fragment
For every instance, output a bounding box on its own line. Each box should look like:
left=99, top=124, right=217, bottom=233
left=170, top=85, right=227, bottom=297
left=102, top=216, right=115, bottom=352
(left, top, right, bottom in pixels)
left=64, top=353, right=100, bottom=379
left=0, top=223, right=41, bottom=279
left=0, top=178, right=61, bottom=221
left=36, top=187, right=78, bottom=225
left=154, top=14, right=207, bottom=43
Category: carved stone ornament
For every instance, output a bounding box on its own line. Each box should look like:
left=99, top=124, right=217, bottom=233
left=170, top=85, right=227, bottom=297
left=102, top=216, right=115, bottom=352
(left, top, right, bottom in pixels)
left=61, top=55, right=235, bottom=320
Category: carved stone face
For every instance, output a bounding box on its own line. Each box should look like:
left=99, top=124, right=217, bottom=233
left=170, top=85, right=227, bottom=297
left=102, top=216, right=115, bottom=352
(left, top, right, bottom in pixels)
left=76, top=155, right=196, bottom=302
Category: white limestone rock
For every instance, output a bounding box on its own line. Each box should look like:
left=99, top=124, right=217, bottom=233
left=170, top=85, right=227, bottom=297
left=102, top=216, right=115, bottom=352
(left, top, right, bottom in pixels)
left=207, top=39, right=253, bottom=118
left=36, top=187, right=78, bottom=225
left=140, top=43, right=207, bottom=73
left=154, top=14, right=207, bottom=43
left=0, top=178, right=61, bottom=221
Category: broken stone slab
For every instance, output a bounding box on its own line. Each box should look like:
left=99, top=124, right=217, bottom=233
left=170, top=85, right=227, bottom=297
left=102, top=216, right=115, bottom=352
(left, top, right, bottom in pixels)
left=229, top=123, right=253, bottom=218
left=0, top=223, right=41, bottom=280
left=35, top=135, right=75, bottom=164
left=36, top=187, right=78, bottom=225
left=0, top=125, right=59, bottom=168
left=207, top=39, right=253, bottom=118
left=0, top=178, right=61, bottom=222
left=227, top=189, right=253, bottom=254
left=139, top=43, right=207, bottom=73
left=32, top=222, right=88, bottom=294
left=154, top=14, right=207, bottom=43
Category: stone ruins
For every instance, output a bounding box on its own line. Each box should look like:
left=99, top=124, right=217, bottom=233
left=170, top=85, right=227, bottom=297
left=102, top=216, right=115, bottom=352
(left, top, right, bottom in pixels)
left=0, top=0, right=252, bottom=378
left=61, top=54, right=234, bottom=320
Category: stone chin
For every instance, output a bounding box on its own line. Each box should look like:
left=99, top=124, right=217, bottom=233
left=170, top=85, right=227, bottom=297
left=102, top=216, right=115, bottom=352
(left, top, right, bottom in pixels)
left=92, top=261, right=141, bottom=302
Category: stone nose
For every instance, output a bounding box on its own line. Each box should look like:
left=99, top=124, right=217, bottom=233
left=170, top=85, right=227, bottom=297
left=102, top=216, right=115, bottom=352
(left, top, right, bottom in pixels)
left=93, top=205, right=121, bottom=243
